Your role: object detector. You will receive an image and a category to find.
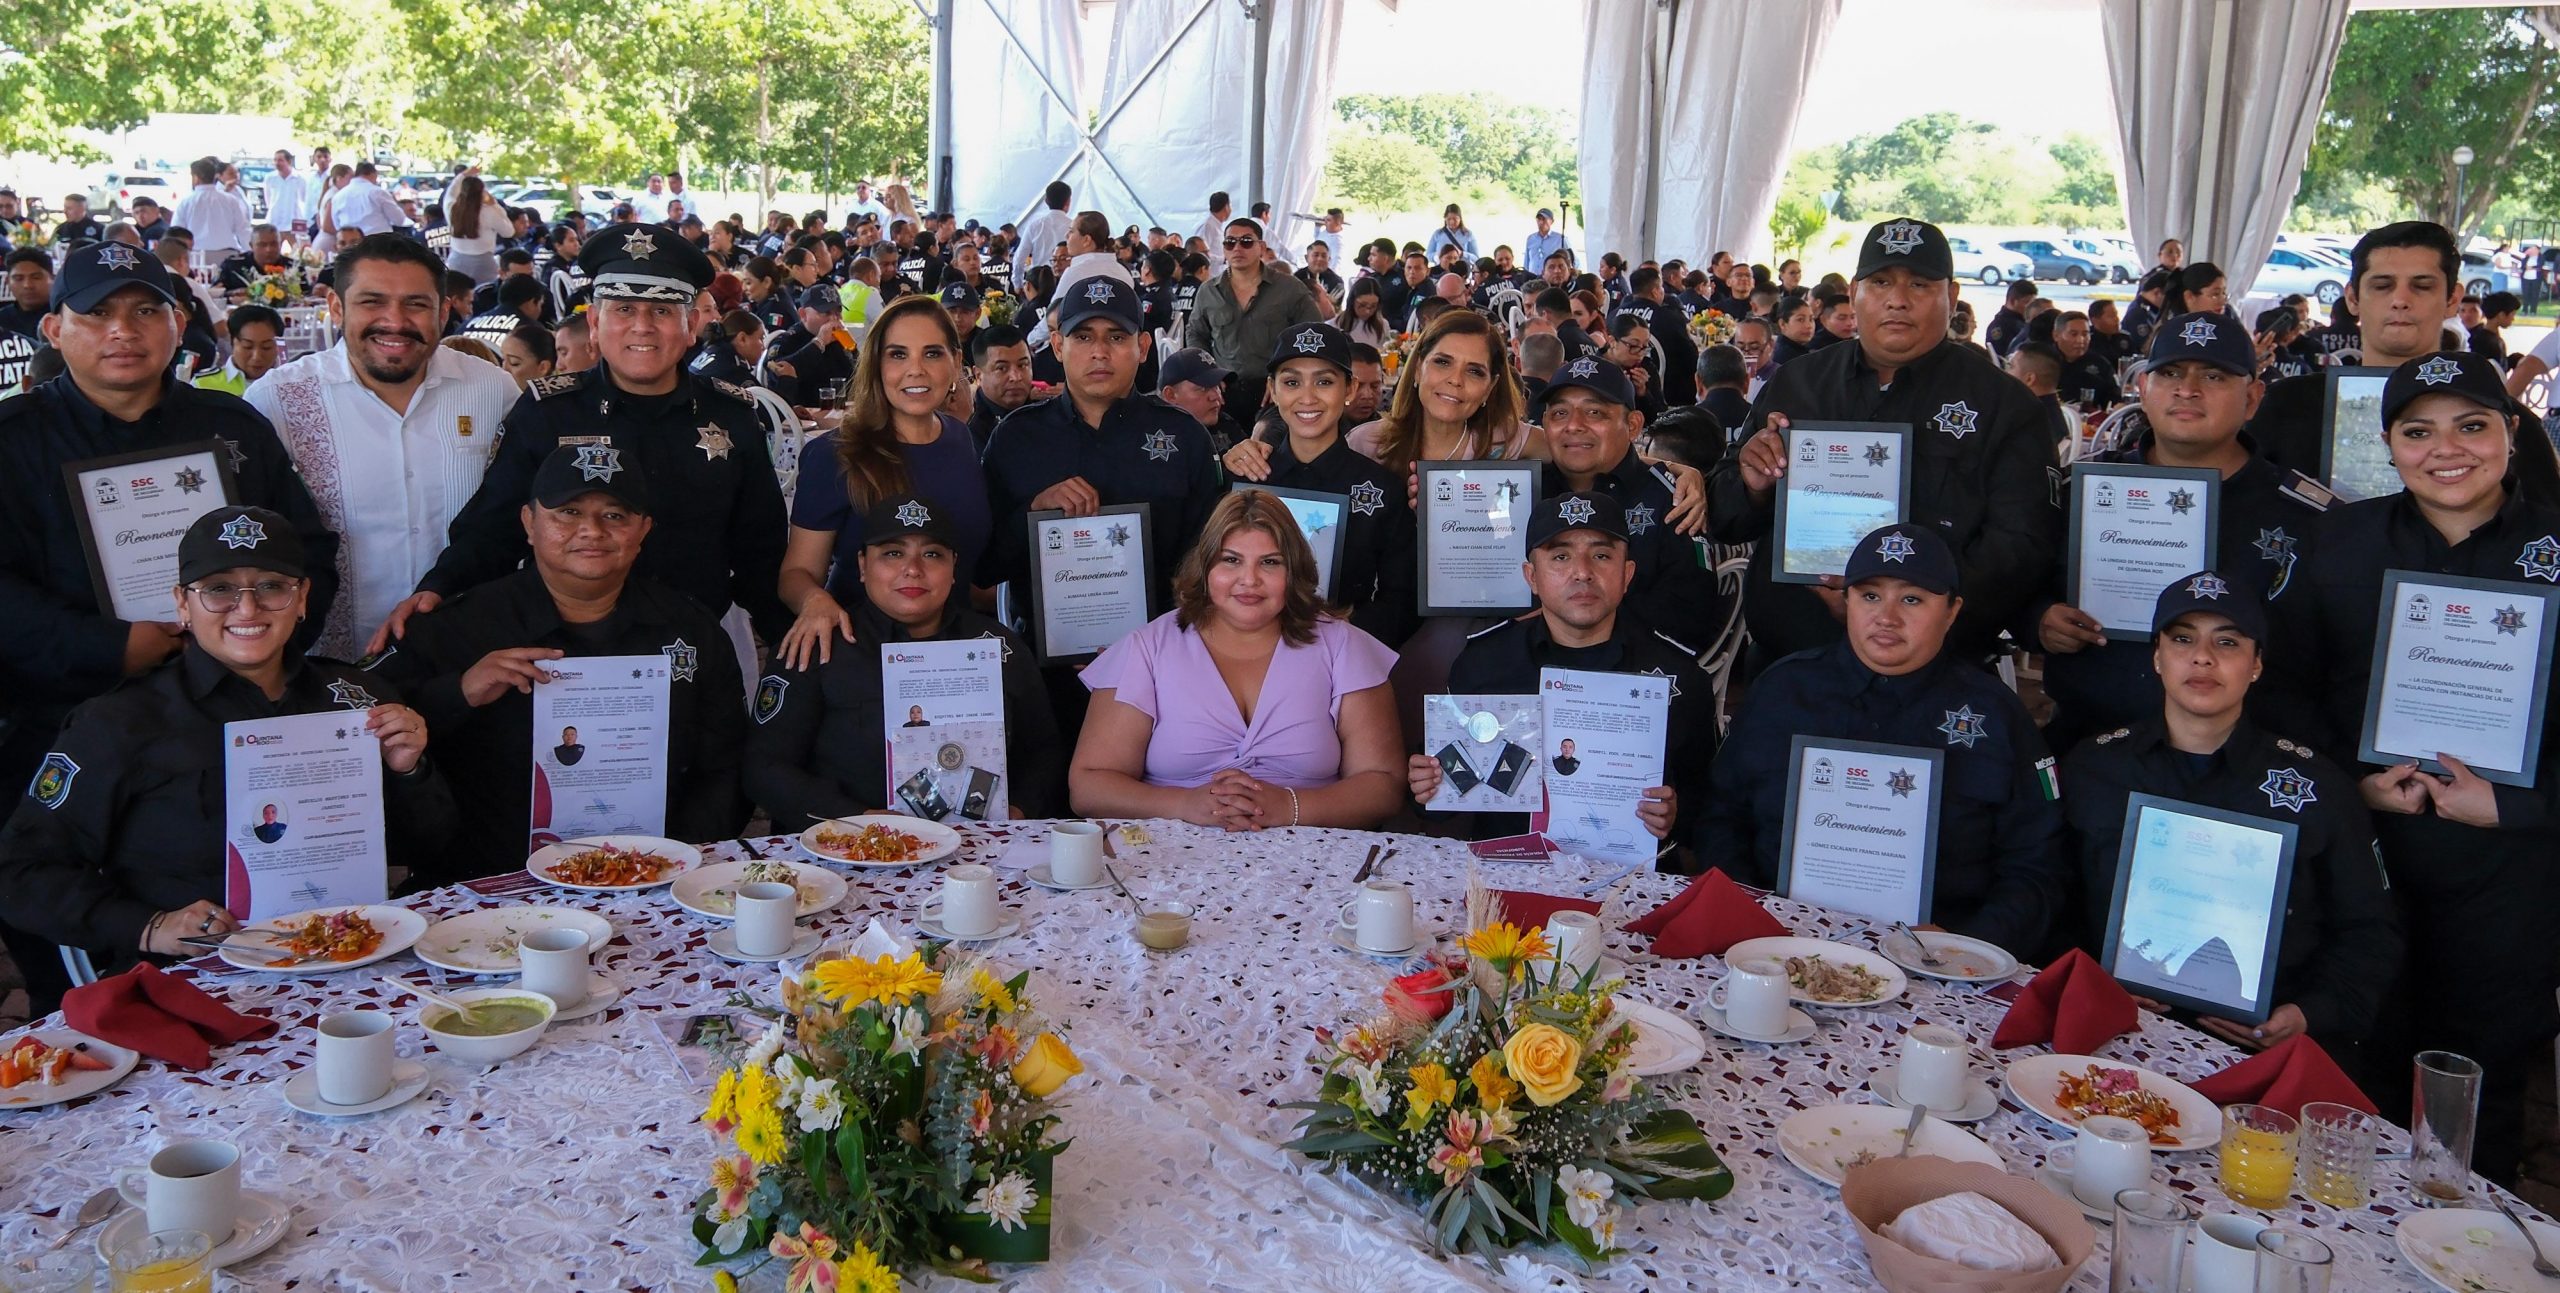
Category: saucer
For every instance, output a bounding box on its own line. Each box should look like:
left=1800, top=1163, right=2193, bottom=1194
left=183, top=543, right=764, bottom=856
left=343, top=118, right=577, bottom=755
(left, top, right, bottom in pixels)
left=705, top=926, right=826, bottom=963
left=1868, top=1068, right=2002, bottom=1123
left=1695, top=999, right=1817, bottom=1044
left=2037, top=1160, right=2175, bottom=1223
left=98, top=1188, right=289, bottom=1267
left=538, top=971, right=624, bottom=1022
left=915, top=907, right=1023, bottom=943
left=1329, top=925, right=1425, bottom=960
left=280, top=1060, right=430, bottom=1118
left=1026, top=864, right=1112, bottom=893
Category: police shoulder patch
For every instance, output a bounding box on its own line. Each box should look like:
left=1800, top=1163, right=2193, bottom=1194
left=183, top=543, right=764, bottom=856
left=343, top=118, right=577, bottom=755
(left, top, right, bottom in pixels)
left=354, top=643, right=398, bottom=671
left=753, top=674, right=789, bottom=725
left=527, top=370, right=589, bottom=401
left=29, top=752, right=77, bottom=809
left=703, top=377, right=756, bottom=404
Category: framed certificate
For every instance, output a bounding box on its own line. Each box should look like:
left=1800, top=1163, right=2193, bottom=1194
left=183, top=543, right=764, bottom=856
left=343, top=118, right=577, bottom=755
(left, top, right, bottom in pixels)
left=1024, top=503, right=1154, bottom=662
left=2358, top=569, right=2560, bottom=786
left=1420, top=692, right=1541, bottom=813
left=2102, top=794, right=2300, bottom=1025
left=2319, top=367, right=2399, bottom=503
left=1416, top=460, right=1538, bottom=615
left=1233, top=482, right=1348, bottom=601
left=61, top=441, right=240, bottom=621
left=1772, top=422, right=1909, bottom=583
left=2065, top=462, right=2220, bottom=640
left=1774, top=736, right=1942, bottom=924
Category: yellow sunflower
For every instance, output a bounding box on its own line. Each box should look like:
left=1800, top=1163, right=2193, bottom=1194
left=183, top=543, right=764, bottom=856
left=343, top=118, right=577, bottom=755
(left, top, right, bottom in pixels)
left=870, top=952, right=944, bottom=1005
left=971, top=968, right=1017, bottom=1014
left=807, top=957, right=878, bottom=1006
left=1460, top=921, right=1551, bottom=967
left=836, top=1239, right=901, bottom=1293
left=736, top=1102, right=788, bottom=1166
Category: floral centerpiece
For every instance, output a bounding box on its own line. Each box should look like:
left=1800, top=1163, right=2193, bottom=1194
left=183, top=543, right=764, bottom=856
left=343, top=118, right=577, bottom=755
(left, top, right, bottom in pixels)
left=237, top=263, right=311, bottom=308
left=693, top=931, right=1083, bottom=1288
left=1285, top=885, right=1731, bottom=1266
left=980, top=290, right=1016, bottom=329
left=1686, top=308, right=1737, bottom=351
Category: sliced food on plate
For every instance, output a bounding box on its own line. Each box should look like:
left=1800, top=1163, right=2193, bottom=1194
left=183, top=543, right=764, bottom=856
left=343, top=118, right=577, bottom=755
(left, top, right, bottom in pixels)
left=2003, top=1053, right=2219, bottom=1152
left=525, top=835, right=699, bottom=891
left=0, top=1029, right=139, bottom=1108
left=797, top=814, right=960, bottom=867
left=673, top=859, right=849, bottom=919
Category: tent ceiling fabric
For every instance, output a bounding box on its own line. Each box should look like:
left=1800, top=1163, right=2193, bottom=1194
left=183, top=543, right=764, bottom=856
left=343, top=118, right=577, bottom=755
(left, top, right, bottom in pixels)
left=947, top=0, right=1089, bottom=229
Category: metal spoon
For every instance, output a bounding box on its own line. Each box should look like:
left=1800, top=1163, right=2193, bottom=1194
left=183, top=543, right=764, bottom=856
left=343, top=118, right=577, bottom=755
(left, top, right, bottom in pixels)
left=1101, top=863, right=1147, bottom=922
left=44, top=1186, right=121, bottom=1251
left=379, top=975, right=484, bottom=1021
left=1894, top=1103, right=1929, bottom=1158
left=1890, top=921, right=1947, bottom=969
left=2490, top=1195, right=2560, bottom=1279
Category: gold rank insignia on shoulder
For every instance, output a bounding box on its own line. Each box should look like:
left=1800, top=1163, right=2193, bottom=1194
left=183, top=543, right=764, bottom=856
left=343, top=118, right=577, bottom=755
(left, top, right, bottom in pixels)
left=2094, top=727, right=2130, bottom=744
left=528, top=372, right=586, bottom=400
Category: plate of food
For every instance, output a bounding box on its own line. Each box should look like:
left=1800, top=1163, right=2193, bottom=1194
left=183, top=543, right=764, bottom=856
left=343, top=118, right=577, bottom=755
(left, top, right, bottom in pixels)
left=672, top=860, right=849, bottom=921
left=2004, top=1054, right=2218, bottom=1152
left=1876, top=929, right=2020, bottom=984
left=0, top=1028, right=139, bottom=1110
left=525, top=835, right=699, bottom=891
left=218, top=904, right=426, bottom=972
left=2396, top=1207, right=2560, bottom=1293
left=1609, top=996, right=1709, bottom=1077
left=798, top=815, right=961, bottom=868
left=1775, top=1103, right=2002, bottom=1188
left=414, top=906, right=616, bottom=975
left=1723, top=937, right=1907, bottom=1008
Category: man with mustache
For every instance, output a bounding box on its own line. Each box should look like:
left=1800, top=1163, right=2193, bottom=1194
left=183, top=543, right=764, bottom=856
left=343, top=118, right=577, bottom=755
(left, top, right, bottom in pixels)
left=245, top=233, right=519, bottom=660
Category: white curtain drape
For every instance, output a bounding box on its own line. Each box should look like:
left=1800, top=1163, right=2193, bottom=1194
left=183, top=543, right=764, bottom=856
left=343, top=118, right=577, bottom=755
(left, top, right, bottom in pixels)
left=2101, top=0, right=2353, bottom=301
left=946, top=0, right=1088, bottom=228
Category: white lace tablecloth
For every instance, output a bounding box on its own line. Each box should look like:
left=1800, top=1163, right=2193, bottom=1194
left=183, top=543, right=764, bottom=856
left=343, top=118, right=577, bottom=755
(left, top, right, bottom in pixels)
left=0, top=822, right=2520, bottom=1290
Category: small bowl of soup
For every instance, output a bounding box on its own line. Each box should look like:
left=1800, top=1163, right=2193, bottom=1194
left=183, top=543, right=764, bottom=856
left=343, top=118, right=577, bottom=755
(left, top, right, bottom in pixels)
left=419, top=988, right=556, bottom=1063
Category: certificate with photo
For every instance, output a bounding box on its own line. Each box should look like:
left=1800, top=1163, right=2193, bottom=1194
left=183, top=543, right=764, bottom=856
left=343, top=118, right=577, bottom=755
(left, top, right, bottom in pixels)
left=881, top=638, right=1008, bottom=821
left=1537, top=667, right=1670, bottom=869
left=221, top=710, right=388, bottom=923
left=2358, top=569, right=2560, bottom=787
left=61, top=441, right=240, bottom=621
left=2065, top=462, right=2221, bottom=640
left=529, top=654, right=672, bottom=851
left=1420, top=693, right=1541, bottom=813
left=1234, top=483, right=1348, bottom=600
left=1024, top=503, right=1154, bottom=662
left=1774, top=737, right=1942, bottom=925
left=2319, top=367, right=2399, bottom=503
left=1772, top=422, right=1909, bottom=583
left=1416, top=460, right=1538, bottom=615
left=2102, top=794, right=2300, bottom=1025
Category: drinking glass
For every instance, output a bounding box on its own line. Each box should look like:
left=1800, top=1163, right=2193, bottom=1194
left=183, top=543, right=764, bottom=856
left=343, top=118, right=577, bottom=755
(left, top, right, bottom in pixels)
left=2216, top=1103, right=2298, bottom=1209
left=106, top=1231, right=209, bottom=1293
left=2411, top=1050, right=2482, bottom=1207
left=2108, top=1187, right=2193, bottom=1293
left=3, top=1252, right=96, bottom=1293
left=2296, top=1102, right=2379, bottom=1209
left=2252, top=1227, right=2333, bottom=1293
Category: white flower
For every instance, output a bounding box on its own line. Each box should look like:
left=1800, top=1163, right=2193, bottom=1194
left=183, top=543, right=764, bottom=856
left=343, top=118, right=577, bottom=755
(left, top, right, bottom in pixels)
left=1350, top=1060, right=1393, bottom=1118
left=794, top=1077, right=844, bottom=1133
left=1558, top=1165, right=1615, bottom=1232
left=970, top=1171, right=1038, bottom=1232
left=743, top=1019, right=787, bottom=1069
left=1496, top=1253, right=1587, bottom=1292
left=770, top=1055, right=805, bottom=1107
left=711, top=1211, right=750, bottom=1255
left=888, top=1005, right=928, bottom=1059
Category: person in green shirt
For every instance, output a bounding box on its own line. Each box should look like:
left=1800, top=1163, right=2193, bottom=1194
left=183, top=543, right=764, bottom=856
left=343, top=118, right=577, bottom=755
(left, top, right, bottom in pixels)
left=193, top=304, right=284, bottom=395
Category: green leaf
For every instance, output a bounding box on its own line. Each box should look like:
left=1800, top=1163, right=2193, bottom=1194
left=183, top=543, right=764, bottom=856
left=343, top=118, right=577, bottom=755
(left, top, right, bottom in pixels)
left=835, top=1120, right=868, bottom=1199
left=1283, top=1128, right=1397, bottom=1154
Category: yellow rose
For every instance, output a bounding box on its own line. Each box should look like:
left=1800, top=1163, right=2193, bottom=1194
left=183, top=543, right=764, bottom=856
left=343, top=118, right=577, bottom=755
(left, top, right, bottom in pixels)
left=1012, top=1032, right=1083, bottom=1098
left=1502, top=1023, right=1584, bottom=1107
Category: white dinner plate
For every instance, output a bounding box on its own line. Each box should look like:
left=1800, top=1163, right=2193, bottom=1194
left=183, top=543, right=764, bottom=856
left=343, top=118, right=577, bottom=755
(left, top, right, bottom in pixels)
left=1775, top=1103, right=2002, bottom=1188
left=2004, top=1053, right=2219, bottom=1153
left=0, top=1028, right=138, bottom=1110
left=672, top=860, right=848, bottom=920
left=1611, top=997, right=1709, bottom=1077
left=414, top=906, right=616, bottom=975
left=1876, top=929, right=2020, bottom=984
left=1723, top=936, right=1908, bottom=1008
left=797, top=814, right=964, bottom=868
left=524, top=835, right=699, bottom=891
left=2397, top=1207, right=2560, bottom=1293
left=218, top=904, right=426, bottom=973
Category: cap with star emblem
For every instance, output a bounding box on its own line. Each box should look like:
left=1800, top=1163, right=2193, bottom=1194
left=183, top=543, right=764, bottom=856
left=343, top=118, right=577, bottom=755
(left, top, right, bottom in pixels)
left=1160, top=346, right=1231, bottom=390
left=1525, top=490, right=1630, bottom=549
left=938, top=281, right=981, bottom=311
left=799, top=282, right=842, bottom=315
left=532, top=441, right=652, bottom=512
left=2380, top=348, right=2521, bottom=427
left=2152, top=568, right=2266, bottom=642
left=1535, top=353, right=1637, bottom=412
left=50, top=238, right=183, bottom=313
left=1265, top=321, right=1353, bottom=376
left=1051, top=274, right=1144, bottom=334
left=576, top=223, right=716, bottom=304
left=178, top=505, right=306, bottom=583
left=859, top=493, right=959, bottom=551
left=1842, top=522, right=1957, bottom=594
left=1852, top=217, right=1953, bottom=283
left=2140, top=310, right=2257, bottom=378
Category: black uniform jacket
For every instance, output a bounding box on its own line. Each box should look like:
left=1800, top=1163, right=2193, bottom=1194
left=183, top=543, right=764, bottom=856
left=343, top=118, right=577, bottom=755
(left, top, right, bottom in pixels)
left=1253, top=434, right=1417, bottom=648
left=1544, top=450, right=1722, bottom=651
left=980, top=392, right=1221, bottom=599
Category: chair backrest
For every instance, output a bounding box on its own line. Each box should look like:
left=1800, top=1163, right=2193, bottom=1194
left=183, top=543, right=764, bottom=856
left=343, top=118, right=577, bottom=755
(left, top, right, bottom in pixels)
left=1700, top=550, right=1755, bottom=732
left=742, top=384, right=807, bottom=498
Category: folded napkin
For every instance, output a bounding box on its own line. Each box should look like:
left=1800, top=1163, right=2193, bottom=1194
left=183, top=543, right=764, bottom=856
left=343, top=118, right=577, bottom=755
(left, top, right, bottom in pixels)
left=1991, top=948, right=2140, bottom=1054
left=2191, top=1035, right=2378, bottom=1117
left=1883, top=1190, right=2059, bottom=1274
left=63, top=964, right=278, bottom=1071
left=1490, top=889, right=1602, bottom=933
left=1621, top=868, right=1787, bottom=959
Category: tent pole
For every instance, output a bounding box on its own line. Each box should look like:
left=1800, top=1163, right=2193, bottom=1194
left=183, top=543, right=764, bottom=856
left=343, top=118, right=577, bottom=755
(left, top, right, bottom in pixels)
left=931, top=0, right=956, bottom=211
left=2191, top=0, right=2234, bottom=262
left=1247, top=0, right=1273, bottom=214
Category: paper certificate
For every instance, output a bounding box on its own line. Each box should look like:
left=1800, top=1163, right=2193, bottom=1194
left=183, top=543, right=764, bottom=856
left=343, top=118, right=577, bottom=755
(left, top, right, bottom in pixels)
left=881, top=638, right=1008, bottom=821
left=1773, top=422, right=1909, bottom=583
left=221, top=710, right=388, bottom=922
left=1421, top=693, right=1541, bottom=813
left=1025, top=504, right=1153, bottom=661
left=62, top=442, right=240, bottom=621
left=2359, top=570, right=2560, bottom=787
left=1417, top=460, right=1538, bottom=615
left=2066, top=462, right=2221, bottom=639
left=1537, top=667, right=1669, bottom=869
left=2102, top=794, right=2300, bottom=1024
left=2320, top=367, right=2399, bottom=503
left=1234, top=483, right=1347, bottom=600
left=1774, top=737, right=1942, bottom=925
left=529, top=654, right=672, bottom=851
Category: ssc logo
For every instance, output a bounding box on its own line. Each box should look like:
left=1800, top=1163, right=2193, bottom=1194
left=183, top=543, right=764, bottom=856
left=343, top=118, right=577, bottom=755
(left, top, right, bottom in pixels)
left=1798, top=438, right=1818, bottom=463
left=2405, top=593, right=2431, bottom=623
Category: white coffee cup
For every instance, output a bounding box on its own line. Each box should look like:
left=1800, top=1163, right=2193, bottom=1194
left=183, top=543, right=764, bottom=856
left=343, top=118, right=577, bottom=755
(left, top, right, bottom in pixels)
left=734, top=881, right=800, bottom=956
left=519, top=927, right=591, bottom=1010
left=115, top=1138, right=240, bottom=1245
left=935, top=864, right=1001, bottom=938
left=1337, top=880, right=1416, bottom=952
left=1545, top=911, right=1604, bottom=976
left=315, top=1010, right=395, bottom=1106
left=1896, top=1024, right=1971, bottom=1112
left=2057, top=1114, right=2153, bottom=1211
left=2187, top=1211, right=2269, bottom=1293
left=1717, top=958, right=1793, bottom=1039
left=1050, top=821, right=1105, bottom=887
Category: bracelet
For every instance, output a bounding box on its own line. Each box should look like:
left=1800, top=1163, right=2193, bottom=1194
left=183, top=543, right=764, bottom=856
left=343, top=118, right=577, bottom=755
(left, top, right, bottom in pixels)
left=1285, top=785, right=1301, bottom=828
left=141, top=910, right=166, bottom=953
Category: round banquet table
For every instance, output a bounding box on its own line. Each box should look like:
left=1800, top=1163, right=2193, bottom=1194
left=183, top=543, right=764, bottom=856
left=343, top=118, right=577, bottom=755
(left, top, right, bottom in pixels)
left=0, top=821, right=2534, bottom=1290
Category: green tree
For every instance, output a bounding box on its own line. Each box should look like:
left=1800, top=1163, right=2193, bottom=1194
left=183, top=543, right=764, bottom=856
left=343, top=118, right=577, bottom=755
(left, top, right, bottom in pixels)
left=2039, top=132, right=2121, bottom=227
left=1323, top=130, right=1448, bottom=214
left=395, top=0, right=679, bottom=186
left=0, top=4, right=263, bottom=158
left=2311, top=6, right=2560, bottom=238
left=1768, top=194, right=1827, bottom=258
left=1332, top=93, right=1577, bottom=205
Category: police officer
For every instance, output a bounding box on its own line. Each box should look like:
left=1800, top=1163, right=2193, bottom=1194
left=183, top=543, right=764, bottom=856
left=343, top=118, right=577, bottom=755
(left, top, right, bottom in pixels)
left=1537, top=354, right=1723, bottom=650
left=1710, top=218, right=2063, bottom=671
left=2063, top=574, right=2398, bottom=1066
left=0, top=508, right=450, bottom=1000
left=2032, top=313, right=2333, bottom=750
left=365, top=445, right=749, bottom=883
left=2266, top=349, right=2560, bottom=1186
left=378, top=223, right=789, bottom=651
left=744, top=495, right=1060, bottom=827
left=1405, top=492, right=1713, bottom=857
left=458, top=274, right=546, bottom=352
left=1698, top=523, right=2068, bottom=957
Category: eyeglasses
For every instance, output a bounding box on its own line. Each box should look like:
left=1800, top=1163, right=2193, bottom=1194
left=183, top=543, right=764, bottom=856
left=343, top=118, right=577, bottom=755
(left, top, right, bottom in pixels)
left=1222, top=237, right=1260, bottom=249
left=185, top=578, right=302, bottom=612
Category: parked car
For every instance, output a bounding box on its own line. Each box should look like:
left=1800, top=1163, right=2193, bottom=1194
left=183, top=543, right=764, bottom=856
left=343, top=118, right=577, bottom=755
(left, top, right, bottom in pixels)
left=507, top=186, right=621, bottom=223
left=89, top=172, right=177, bottom=219
left=2459, top=251, right=2511, bottom=298
left=2252, top=247, right=2351, bottom=306
left=1947, top=236, right=2034, bottom=285
left=2065, top=237, right=2141, bottom=283
left=1999, top=238, right=2107, bottom=285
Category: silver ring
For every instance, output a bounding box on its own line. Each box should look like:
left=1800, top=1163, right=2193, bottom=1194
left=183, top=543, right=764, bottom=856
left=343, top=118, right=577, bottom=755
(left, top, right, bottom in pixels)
left=199, top=916, right=214, bottom=932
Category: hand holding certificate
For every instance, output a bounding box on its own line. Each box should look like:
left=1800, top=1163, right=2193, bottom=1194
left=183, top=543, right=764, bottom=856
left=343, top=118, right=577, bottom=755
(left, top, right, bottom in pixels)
left=1537, top=667, right=1669, bottom=869
left=1025, top=504, right=1153, bottom=661
left=1772, top=423, right=1908, bottom=583
left=1774, top=737, right=1942, bottom=925
left=63, top=442, right=240, bottom=621
left=1417, top=461, right=1538, bottom=614
left=881, top=639, right=1008, bottom=820
left=223, top=710, right=388, bottom=922
left=2359, top=570, right=2560, bottom=787
left=2066, top=463, right=2220, bottom=639
left=530, top=654, right=673, bottom=850
left=2102, top=795, right=2300, bottom=1024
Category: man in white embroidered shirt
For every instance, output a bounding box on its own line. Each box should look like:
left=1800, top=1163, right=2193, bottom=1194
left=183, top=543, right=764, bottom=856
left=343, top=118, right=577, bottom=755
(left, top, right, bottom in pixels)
left=262, top=150, right=316, bottom=235
left=245, top=234, right=517, bottom=659
left=326, top=162, right=414, bottom=237
left=171, top=157, right=252, bottom=256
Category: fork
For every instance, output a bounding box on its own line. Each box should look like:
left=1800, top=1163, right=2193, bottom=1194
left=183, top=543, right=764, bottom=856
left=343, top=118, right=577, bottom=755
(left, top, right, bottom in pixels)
left=2491, top=1195, right=2560, bottom=1278
left=1890, top=921, right=1946, bottom=969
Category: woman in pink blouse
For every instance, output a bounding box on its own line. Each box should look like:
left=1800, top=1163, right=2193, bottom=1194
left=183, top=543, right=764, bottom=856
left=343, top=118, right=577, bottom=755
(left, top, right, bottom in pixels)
left=1072, top=491, right=1406, bottom=830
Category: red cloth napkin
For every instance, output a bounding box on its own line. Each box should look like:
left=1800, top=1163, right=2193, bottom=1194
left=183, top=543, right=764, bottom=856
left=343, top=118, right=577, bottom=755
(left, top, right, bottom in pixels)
left=1991, top=948, right=2140, bottom=1053
left=1491, top=889, right=1602, bottom=932
left=2191, top=1036, right=2379, bottom=1117
left=63, top=964, right=277, bottom=1071
left=1621, top=868, right=1788, bottom=959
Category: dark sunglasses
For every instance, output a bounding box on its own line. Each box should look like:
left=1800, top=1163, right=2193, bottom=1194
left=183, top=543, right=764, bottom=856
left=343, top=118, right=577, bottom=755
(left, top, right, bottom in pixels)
left=1222, top=237, right=1260, bottom=249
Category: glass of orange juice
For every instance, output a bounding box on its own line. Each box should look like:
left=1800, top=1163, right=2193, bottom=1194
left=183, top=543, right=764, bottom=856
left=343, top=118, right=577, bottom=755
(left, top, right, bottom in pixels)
left=2218, top=1103, right=2300, bottom=1209
left=107, top=1231, right=210, bottom=1293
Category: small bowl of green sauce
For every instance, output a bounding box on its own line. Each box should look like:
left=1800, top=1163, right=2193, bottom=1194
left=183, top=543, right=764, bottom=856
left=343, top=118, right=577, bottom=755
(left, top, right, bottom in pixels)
left=419, top=989, right=557, bottom=1063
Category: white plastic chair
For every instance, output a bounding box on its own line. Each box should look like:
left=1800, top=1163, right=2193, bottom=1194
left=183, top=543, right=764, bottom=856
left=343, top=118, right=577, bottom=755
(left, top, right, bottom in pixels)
left=1701, top=552, right=1755, bottom=732
left=743, top=384, right=807, bottom=499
